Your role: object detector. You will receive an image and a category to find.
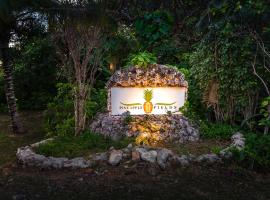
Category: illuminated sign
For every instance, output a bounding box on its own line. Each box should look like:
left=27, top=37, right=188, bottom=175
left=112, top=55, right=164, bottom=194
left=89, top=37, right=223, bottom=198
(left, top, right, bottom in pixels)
left=110, top=87, right=187, bottom=115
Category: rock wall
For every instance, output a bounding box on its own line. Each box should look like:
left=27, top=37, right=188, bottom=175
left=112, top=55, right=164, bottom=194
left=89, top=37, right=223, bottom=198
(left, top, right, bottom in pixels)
left=106, top=64, right=188, bottom=88
left=89, top=113, right=199, bottom=144
left=16, top=133, right=245, bottom=169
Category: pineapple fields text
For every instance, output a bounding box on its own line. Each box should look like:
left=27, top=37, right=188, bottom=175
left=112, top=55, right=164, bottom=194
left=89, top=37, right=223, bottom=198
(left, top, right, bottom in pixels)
left=110, top=87, right=187, bottom=115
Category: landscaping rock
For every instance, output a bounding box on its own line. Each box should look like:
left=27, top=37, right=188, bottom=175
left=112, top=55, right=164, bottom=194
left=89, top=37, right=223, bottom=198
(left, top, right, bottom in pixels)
left=94, top=152, right=108, bottom=161
left=157, top=148, right=173, bottom=169
left=196, top=153, right=221, bottom=164
left=127, top=143, right=133, bottom=150
left=219, top=148, right=233, bottom=159
left=30, top=138, right=54, bottom=148
left=108, top=150, right=123, bottom=166
left=131, top=151, right=140, bottom=162
left=141, top=150, right=157, bottom=163
left=231, top=132, right=245, bottom=150
left=134, top=147, right=147, bottom=155
left=89, top=113, right=200, bottom=144
left=64, top=157, right=91, bottom=169
left=177, top=155, right=190, bottom=166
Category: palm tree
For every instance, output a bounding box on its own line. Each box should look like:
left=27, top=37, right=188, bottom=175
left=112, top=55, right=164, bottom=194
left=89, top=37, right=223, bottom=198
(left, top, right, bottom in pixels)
left=0, top=0, right=58, bottom=134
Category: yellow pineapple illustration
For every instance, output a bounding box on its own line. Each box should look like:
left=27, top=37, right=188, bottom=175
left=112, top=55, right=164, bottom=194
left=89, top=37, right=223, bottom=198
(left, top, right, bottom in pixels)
left=143, top=89, right=153, bottom=113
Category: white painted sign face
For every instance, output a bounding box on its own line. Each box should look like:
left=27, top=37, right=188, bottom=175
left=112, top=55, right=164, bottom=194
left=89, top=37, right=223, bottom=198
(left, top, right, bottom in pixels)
left=111, top=87, right=187, bottom=115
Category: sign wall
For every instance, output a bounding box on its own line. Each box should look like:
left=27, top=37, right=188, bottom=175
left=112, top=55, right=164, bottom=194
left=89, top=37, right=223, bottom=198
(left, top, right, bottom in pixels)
left=111, top=87, right=187, bottom=115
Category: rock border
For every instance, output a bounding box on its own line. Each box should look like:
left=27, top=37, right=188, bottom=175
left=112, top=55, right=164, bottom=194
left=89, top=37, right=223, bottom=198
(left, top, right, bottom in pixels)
left=16, top=132, right=245, bottom=170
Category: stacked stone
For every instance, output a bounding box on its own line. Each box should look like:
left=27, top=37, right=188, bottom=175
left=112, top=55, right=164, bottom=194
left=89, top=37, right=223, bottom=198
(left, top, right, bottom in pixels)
left=106, top=64, right=188, bottom=88
left=89, top=113, right=199, bottom=143
left=16, top=133, right=245, bottom=169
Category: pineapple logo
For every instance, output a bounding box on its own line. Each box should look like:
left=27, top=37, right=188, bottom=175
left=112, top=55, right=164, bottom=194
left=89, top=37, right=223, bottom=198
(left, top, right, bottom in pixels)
left=143, top=89, right=153, bottom=113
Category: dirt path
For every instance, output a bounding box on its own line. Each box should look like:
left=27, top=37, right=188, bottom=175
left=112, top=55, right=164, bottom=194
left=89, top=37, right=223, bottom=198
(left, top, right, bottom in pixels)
left=0, top=163, right=270, bottom=200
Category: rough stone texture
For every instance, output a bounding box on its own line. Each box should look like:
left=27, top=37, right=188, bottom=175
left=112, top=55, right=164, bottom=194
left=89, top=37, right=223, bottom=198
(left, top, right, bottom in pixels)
left=89, top=113, right=200, bottom=144
left=140, top=150, right=157, bottom=163
left=106, top=64, right=188, bottom=89
left=131, top=151, right=140, bottom=162
left=170, top=155, right=190, bottom=166
left=219, top=148, right=233, bottom=159
left=17, top=146, right=92, bottom=169
left=231, top=132, right=245, bottom=150
left=30, top=138, right=55, bottom=148
left=108, top=150, right=123, bottom=166
left=16, top=132, right=246, bottom=170
left=93, top=152, right=108, bottom=161
left=196, top=153, right=221, bottom=164
left=157, top=148, right=173, bottom=169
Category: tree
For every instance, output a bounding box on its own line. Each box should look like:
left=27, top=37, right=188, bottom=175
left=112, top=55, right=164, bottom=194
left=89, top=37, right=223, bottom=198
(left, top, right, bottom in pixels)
left=58, top=24, right=103, bottom=135
left=0, top=0, right=58, bottom=134
left=52, top=1, right=113, bottom=135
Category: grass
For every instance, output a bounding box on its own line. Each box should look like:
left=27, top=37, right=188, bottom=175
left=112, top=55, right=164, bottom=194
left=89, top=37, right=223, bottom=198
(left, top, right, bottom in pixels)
left=0, top=111, right=46, bottom=167
left=167, top=139, right=230, bottom=156
left=35, top=132, right=134, bottom=158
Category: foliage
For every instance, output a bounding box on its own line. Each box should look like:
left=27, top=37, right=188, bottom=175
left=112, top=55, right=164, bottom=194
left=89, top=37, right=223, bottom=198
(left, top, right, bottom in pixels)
left=210, top=146, right=223, bottom=154
left=189, top=34, right=265, bottom=124
left=45, top=83, right=74, bottom=137
left=259, top=96, right=270, bottom=128
left=135, top=11, right=173, bottom=49
left=134, top=11, right=180, bottom=64
left=86, top=88, right=107, bottom=119
left=14, top=38, right=57, bottom=110
left=35, top=131, right=133, bottom=158
left=177, top=66, right=206, bottom=121
left=45, top=83, right=108, bottom=136
left=189, top=0, right=270, bottom=125
left=200, top=121, right=239, bottom=140
left=122, top=111, right=132, bottom=126
left=126, top=51, right=157, bottom=68
left=233, top=133, right=270, bottom=169
left=104, top=24, right=138, bottom=68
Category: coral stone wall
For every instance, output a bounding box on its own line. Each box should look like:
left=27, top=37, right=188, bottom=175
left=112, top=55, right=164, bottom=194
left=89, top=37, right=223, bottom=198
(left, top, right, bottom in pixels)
left=106, top=64, right=188, bottom=113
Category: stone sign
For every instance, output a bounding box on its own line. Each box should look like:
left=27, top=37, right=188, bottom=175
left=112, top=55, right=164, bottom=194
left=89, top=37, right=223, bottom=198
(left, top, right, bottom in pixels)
left=90, top=64, right=199, bottom=144
left=111, top=87, right=187, bottom=115
left=106, top=64, right=188, bottom=115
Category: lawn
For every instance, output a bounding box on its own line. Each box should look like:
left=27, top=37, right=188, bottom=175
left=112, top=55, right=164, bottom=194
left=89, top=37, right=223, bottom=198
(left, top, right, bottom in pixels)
left=0, top=111, right=46, bottom=167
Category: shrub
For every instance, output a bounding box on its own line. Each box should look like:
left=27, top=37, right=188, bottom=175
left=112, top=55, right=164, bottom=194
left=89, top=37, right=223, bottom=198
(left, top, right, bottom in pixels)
left=86, top=88, right=107, bottom=119
left=233, top=133, right=270, bottom=169
left=200, top=121, right=239, bottom=140
left=126, top=51, right=157, bottom=68
left=45, top=83, right=108, bottom=136
left=44, top=83, right=74, bottom=136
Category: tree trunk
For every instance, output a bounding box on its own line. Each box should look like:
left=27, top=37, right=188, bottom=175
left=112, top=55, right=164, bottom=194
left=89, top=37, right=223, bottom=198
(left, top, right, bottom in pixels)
left=74, top=84, right=87, bottom=136
left=0, top=37, right=24, bottom=134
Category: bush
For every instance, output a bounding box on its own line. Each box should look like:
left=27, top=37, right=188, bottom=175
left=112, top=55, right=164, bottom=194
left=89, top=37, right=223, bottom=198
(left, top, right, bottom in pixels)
left=126, top=51, right=157, bottom=68
left=14, top=38, right=57, bottom=110
left=45, top=83, right=108, bottom=136
left=35, top=131, right=133, bottom=158
left=86, top=88, right=107, bottom=119
left=200, top=121, right=239, bottom=140
left=233, top=133, right=270, bottom=169
left=44, top=83, right=74, bottom=136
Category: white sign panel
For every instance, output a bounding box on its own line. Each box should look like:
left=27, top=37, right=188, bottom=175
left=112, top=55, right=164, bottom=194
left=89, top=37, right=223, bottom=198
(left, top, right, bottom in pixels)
left=111, top=87, right=187, bottom=115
